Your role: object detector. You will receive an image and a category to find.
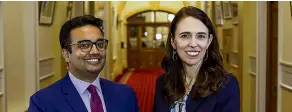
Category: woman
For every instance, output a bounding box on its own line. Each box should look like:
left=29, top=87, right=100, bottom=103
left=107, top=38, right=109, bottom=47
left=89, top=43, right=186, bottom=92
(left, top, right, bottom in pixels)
left=153, top=6, right=240, bottom=112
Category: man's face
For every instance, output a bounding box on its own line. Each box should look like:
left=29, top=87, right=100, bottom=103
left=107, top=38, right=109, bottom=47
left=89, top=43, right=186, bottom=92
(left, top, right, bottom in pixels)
left=63, top=25, right=106, bottom=77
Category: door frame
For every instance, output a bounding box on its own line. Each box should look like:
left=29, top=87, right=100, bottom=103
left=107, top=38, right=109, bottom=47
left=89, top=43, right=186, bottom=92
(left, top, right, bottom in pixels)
left=266, top=1, right=278, bottom=112
left=256, top=1, right=267, bottom=112
left=23, top=1, right=40, bottom=106
left=0, top=2, right=6, bottom=112
left=277, top=2, right=284, bottom=112
left=104, top=1, right=110, bottom=79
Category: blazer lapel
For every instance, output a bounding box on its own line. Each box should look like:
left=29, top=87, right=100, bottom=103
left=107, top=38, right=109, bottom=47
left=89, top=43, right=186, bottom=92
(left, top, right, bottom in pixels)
left=186, top=95, right=205, bottom=112
left=100, top=78, right=115, bottom=112
left=62, top=74, right=88, bottom=112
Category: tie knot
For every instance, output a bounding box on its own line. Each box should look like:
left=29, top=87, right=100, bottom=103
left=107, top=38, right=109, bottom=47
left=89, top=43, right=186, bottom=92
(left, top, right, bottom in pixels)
left=87, top=85, right=97, bottom=94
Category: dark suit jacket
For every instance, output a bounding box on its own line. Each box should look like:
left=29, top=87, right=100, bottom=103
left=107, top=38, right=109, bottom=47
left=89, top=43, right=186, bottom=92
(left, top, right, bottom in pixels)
left=28, top=73, right=139, bottom=112
left=153, top=73, right=240, bottom=112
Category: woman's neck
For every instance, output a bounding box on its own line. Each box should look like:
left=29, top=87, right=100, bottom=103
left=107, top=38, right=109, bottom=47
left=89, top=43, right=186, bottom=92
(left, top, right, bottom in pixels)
left=183, top=61, right=203, bottom=90
left=184, top=62, right=201, bottom=78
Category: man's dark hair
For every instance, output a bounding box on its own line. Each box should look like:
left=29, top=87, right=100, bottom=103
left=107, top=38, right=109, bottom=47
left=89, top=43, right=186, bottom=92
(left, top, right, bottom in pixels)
left=59, top=15, right=104, bottom=53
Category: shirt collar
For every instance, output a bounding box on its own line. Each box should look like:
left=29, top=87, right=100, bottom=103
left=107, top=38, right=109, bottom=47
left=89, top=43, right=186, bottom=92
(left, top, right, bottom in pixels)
left=68, top=71, right=102, bottom=95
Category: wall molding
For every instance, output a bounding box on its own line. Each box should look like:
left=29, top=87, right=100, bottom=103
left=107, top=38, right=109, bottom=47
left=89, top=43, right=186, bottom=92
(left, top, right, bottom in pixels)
left=280, top=61, right=292, bottom=70
left=39, top=56, right=55, bottom=62
left=232, top=50, right=238, bottom=54
left=249, top=55, right=257, bottom=76
left=280, top=83, right=292, bottom=92
left=249, top=71, right=256, bottom=76
left=39, top=72, right=55, bottom=81
left=249, top=55, right=256, bottom=59
left=231, top=64, right=239, bottom=68
left=280, top=61, right=292, bottom=90
left=39, top=56, right=54, bottom=78
left=230, top=51, right=239, bottom=68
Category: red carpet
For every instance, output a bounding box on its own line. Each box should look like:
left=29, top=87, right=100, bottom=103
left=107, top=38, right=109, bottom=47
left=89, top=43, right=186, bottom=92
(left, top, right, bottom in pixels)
left=125, top=68, right=165, bottom=112
left=114, top=69, right=129, bottom=82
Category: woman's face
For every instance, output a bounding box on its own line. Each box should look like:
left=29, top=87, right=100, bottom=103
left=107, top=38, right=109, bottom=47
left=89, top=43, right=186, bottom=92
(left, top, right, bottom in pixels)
left=171, top=17, right=213, bottom=66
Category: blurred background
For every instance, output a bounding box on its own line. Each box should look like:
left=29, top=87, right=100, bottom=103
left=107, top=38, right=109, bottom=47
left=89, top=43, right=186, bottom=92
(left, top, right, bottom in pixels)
left=0, top=1, right=291, bottom=112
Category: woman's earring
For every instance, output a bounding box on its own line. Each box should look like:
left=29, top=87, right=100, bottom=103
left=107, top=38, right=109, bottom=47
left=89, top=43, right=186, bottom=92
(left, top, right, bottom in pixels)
left=172, top=49, right=177, bottom=61
left=204, top=49, right=208, bottom=61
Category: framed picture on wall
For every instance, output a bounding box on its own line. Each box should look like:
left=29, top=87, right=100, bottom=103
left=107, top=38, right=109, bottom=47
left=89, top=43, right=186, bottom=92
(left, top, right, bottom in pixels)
left=39, top=1, right=55, bottom=25
left=222, top=1, right=232, bottom=19
left=215, top=1, right=224, bottom=25
left=231, top=2, right=239, bottom=24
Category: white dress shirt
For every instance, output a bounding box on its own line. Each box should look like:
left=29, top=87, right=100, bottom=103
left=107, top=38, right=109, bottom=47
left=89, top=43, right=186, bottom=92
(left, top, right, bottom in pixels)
left=69, top=72, right=107, bottom=112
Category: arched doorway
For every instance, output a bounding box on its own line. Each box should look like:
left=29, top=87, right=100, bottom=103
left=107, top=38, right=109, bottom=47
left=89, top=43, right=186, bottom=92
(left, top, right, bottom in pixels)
left=126, top=10, right=175, bottom=68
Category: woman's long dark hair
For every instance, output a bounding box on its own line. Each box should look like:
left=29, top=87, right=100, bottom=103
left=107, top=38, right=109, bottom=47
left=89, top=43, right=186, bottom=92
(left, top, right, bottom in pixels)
left=161, top=6, right=227, bottom=106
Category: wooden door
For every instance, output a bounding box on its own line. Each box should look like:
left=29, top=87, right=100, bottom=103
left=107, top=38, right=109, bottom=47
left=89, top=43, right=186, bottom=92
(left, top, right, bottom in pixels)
left=266, top=2, right=278, bottom=112
left=127, top=25, right=140, bottom=68
left=140, top=25, right=167, bottom=68
left=140, top=25, right=156, bottom=68
left=127, top=24, right=167, bottom=69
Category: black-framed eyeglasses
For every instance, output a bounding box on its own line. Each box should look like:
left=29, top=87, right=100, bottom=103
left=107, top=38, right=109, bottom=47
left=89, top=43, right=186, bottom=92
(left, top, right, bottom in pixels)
left=70, top=39, right=108, bottom=52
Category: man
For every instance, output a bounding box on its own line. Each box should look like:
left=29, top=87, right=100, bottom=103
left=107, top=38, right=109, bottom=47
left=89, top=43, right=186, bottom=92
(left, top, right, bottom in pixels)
left=28, top=15, right=139, bottom=112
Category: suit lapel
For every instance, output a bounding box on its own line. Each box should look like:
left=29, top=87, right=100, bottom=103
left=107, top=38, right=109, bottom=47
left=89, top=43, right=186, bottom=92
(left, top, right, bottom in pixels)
left=100, top=78, right=115, bottom=112
left=186, top=94, right=205, bottom=112
left=62, top=74, right=88, bottom=112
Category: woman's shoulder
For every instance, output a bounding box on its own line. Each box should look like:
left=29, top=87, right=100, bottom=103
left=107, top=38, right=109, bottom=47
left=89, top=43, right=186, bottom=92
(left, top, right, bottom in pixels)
left=157, top=73, right=166, bottom=80
left=217, top=73, right=240, bottom=96
left=156, top=73, right=166, bottom=86
left=212, top=73, right=240, bottom=111
left=223, top=73, right=239, bottom=88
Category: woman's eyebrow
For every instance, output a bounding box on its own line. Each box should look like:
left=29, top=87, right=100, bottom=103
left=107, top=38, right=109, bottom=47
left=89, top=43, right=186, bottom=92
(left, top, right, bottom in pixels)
left=196, top=32, right=207, bottom=35
left=179, top=31, right=191, bottom=35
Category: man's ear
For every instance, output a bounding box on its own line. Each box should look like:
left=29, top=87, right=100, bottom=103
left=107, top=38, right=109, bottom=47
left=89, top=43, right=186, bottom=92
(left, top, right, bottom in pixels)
left=61, top=49, right=70, bottom=62
left=207, top=34, right=213, bottom=49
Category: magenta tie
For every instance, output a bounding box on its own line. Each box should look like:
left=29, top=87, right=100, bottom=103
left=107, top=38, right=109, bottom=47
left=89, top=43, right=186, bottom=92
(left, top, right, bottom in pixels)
left=87, top=85, right=104, bottom=112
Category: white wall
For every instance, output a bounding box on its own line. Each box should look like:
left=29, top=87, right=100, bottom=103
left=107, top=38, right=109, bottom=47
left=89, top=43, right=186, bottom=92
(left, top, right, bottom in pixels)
left=2, top=1, right=38, bottom=112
